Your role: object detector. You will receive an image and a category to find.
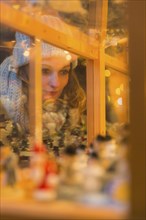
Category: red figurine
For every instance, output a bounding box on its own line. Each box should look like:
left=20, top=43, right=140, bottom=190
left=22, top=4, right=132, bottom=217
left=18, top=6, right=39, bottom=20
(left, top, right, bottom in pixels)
left=30, top=143, right=58, bottom=201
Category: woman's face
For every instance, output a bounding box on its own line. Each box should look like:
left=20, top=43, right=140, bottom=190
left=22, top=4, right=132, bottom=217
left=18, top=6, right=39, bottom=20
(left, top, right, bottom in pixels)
left=42, top=56, right=70, bottom=101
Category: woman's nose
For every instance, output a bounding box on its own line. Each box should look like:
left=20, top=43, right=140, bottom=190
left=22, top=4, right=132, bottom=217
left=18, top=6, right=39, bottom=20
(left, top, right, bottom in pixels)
left=49, top=72, right=60, bottom=88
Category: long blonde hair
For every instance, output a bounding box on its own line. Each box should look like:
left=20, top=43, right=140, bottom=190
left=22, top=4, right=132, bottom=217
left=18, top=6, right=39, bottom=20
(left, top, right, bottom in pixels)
left=60, top=68, right=86, bottom=114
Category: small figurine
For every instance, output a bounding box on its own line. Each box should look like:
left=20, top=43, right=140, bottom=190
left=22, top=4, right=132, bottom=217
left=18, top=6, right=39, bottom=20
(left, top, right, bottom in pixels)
left=107, top=137, right=130, bottom=202
left=0, top=141, right=18, bottom=187
left=83, top=152, right=105, bottom=194
left=18, top=138, right=31, bottom=167
left=58, top=145, right=85, bottom=200
left=93, top=135, right=118, bottom=170
left=30, top=143, right=58, bottom=201
left=76, top=144, right=88, bottom=170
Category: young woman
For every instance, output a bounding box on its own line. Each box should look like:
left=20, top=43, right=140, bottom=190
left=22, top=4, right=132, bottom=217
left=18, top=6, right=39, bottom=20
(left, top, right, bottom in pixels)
left=0, top=31, right=86, bottom=155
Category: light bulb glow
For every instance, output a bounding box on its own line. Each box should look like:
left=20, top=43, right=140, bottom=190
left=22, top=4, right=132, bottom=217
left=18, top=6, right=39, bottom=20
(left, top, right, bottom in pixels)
left=117, top=97, right=123, bottom=105
left=64, top=50, right=69, bottom=54
left=23, top=50, right=30, bottom=57
left=66, top=54, right=72, bottom=61
left=115, top=88, right=121, bottom=95
left=13, top=5, right=20, bottom=10
left=36, top=38, right=40, bottom=42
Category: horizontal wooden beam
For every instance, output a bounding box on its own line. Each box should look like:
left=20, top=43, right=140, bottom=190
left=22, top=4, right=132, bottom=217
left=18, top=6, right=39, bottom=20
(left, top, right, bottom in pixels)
left=0, top=2, right=99, bottom=59
left=105, top=54, right=128, bottom=74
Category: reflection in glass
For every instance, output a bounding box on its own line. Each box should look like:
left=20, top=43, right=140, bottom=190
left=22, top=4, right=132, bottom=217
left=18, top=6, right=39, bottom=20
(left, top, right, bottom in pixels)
left=105, top=0, right=128, bottom=63
left=3, top=0, right=101, bottom=45
left=105, top=67, right=129, bottom=135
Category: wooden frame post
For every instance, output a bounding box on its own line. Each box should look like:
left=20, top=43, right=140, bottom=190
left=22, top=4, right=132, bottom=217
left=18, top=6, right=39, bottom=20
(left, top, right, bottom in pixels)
left=29, top=38, right=42, bottom=145
left=87, top=0, right=108, bottom=145
left=128, top=1, right=146, bottom=219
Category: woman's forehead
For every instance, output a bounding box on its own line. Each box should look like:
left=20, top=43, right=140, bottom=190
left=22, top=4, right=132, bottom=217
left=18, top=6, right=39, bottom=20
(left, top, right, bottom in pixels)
left=42, top=56, right=71, bottom=70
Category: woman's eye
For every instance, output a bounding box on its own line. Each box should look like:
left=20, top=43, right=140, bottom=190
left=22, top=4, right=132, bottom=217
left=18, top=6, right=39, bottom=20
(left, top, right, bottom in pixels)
left=42, top=68, right=51, bottom=75
left=60, top=69, right=69, bottom=75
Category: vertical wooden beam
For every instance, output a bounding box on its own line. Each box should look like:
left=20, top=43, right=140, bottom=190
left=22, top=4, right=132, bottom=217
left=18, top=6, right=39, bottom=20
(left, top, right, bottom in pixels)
left=128, top=1, right=146, bottom=219
left=29, top=38, right=42, bottom=145
left=87, top=59, right=100, bottom=145
left=86, top=60, right=94, bottom=146
left=87, top=0, right=108, bottom=145
left=99, top=0, right=108, bottom=135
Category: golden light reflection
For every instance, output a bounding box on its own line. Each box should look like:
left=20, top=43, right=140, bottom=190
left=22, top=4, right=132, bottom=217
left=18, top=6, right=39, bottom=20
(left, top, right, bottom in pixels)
left=12, top=5, right=20, bottom=10
left=36, top=38, right=41, bottom=42
left=107, top=95, right=111, bottom=102
left=105, top=70, right=111, bottom=77
left=117, top=97, right=123, bottom=106
left=115, top=88, right=121, bottom=95
left=23, top=50, right=30, bottom=57
left=66, top=54, right=72, bottom=61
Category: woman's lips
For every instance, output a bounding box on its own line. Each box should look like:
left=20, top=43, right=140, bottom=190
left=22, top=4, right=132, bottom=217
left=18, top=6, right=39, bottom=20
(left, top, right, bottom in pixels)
left=49, top=92, right=58, bottom=95
left=43, top=91, right=59, bottom=99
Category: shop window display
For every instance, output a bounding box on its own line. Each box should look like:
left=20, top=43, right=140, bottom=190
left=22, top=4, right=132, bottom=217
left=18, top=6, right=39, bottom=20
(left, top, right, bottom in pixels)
left=105, top=67, right=129, bottom=139
left=0, top=26, right=130, bottom=207
left=0, top=1, right=130, bottom=218
left=0, top=24, right=87, bottom=160
left=105, top=0, right=128, bottom=63
left=105, top=0, right=129, bottom=140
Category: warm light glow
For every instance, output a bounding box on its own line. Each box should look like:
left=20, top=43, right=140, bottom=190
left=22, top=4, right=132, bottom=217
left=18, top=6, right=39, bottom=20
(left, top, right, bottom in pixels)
left=23, top=50, right=30, bottom=57
left=36, top=38, right=40, bottom=42
left=115, top=88, right=121, bottom=95
left=117, top=97, right=123, bottom=105
left=107, top=96, right=111, bottom=102
left=114, top=0, right=126, bottom=4
left=66, top=54, right=72, bottom=61
left=105, top=70, right=111, bottom=77
left=12, top=5, right=20, bottom=10
left=64, top=50, right=69, bottom=54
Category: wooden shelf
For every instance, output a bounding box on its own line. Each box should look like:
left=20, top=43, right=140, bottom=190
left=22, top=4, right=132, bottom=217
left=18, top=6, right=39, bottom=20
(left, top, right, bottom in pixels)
left=1, top=196, right=128, bottom=220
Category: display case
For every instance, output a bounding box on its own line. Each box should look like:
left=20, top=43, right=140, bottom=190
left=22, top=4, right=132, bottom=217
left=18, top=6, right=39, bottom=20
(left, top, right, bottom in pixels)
left=0, top=1, right=107, bottom=146
left=1, top=0, right=145, bottom=219
left=105, top=0, right=129, bottom=132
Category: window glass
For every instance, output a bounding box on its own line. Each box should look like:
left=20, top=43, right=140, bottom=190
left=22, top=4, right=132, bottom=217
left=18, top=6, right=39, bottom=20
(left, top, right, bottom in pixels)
left=0, top=25, right=87, bottom=159
left=2, top=0, right=102, bottom=47
left=0, top=26, right=34, bottom=159
left=106, top=0, right=128, bottom=64
left=105, top=67, right=129, bottom=134
left=41, top=41, right=87, bottom=155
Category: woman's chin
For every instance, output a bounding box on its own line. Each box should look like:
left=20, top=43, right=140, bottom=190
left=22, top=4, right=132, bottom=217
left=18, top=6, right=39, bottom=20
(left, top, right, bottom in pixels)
left=43, top=96, right=57, bottom=103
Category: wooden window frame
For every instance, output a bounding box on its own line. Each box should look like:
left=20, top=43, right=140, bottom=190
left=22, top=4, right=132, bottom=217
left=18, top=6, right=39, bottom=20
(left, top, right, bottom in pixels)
left=0, top=1, right=108, bottom=145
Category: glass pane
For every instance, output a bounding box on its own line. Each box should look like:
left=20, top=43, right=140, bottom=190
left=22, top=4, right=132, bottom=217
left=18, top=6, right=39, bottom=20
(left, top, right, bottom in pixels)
left=3, top=0, right=102, bottom=46
left=0, top=25, right=35, bottom=164
left=0, top=25, right=87, bottom=160
left=105, top=0, right=128, bottom=63
left=105, top=67, right=129, bottom=132
left=103, top=0, right=130, bottom=212
left=41, top=41, right=87, bottom=156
